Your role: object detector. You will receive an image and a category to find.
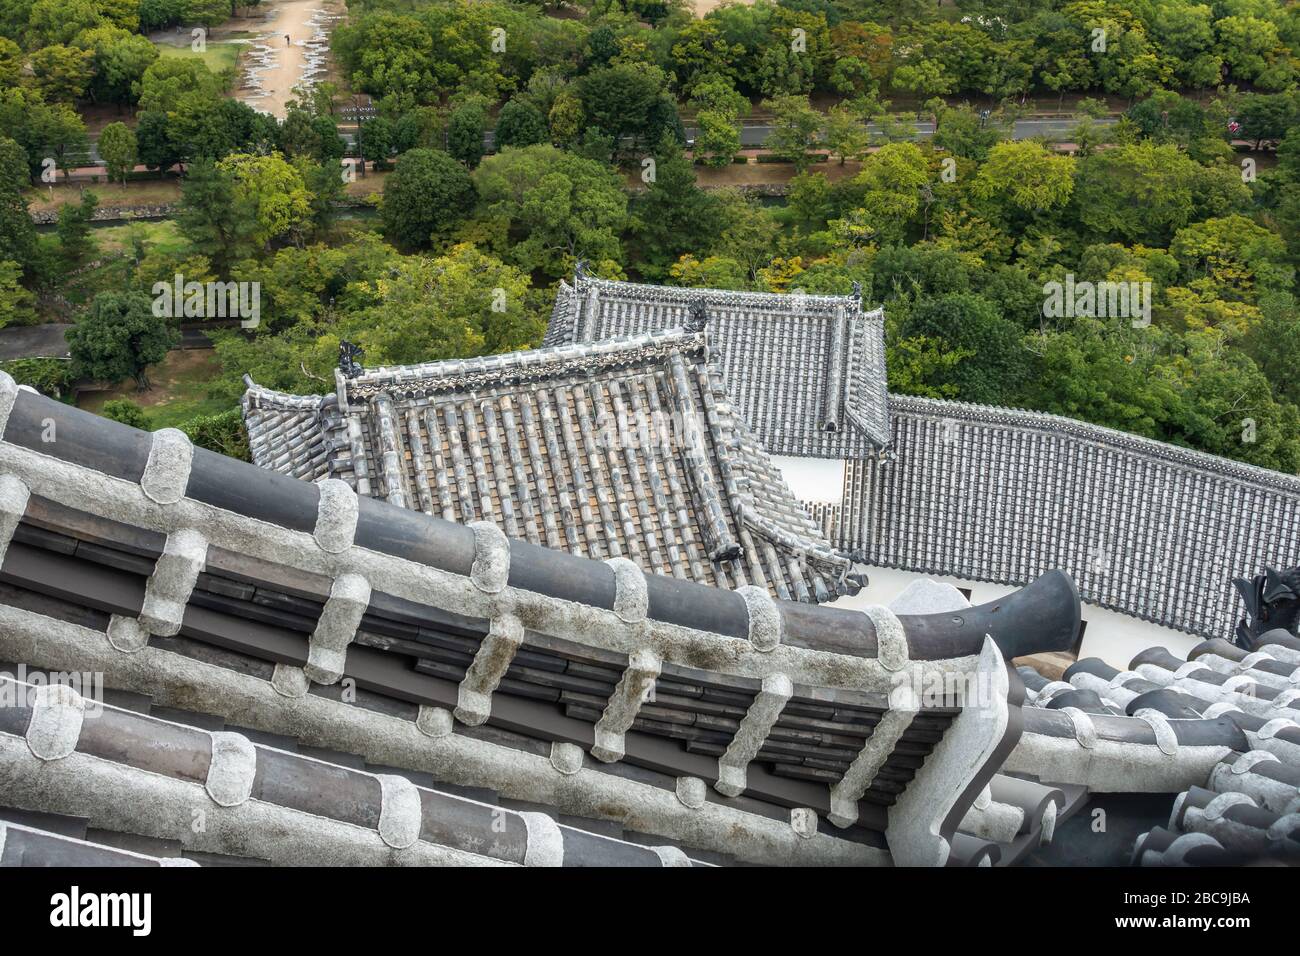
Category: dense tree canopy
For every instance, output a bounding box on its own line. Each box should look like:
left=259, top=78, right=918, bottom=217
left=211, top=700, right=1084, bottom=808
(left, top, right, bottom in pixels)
left=381, top=147, right=477, bottom=250
left=3, top=0, right=1299, bottom=475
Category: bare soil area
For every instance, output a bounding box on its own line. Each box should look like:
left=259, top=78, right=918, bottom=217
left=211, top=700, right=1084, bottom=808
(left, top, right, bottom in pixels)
left=231, top=0, right=345, bottom=118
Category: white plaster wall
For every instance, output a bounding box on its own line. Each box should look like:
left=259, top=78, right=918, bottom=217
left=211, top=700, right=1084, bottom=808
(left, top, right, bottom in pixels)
left=771, top=455, right=845, bottom=504
left=829, top=564, right=1201, bottom=670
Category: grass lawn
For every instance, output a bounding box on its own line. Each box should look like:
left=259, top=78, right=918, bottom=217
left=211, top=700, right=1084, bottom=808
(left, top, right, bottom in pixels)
left=55, top=220, right=189, bottom=310
left=344, top=168, right=390, bottom=199
left=157, top=41, right=243, bottom=76
left=78, top=349, right=231, bottom=428
left=90, top=219, right=189, bottom=257
left=26, top=179, right=182, bottom=213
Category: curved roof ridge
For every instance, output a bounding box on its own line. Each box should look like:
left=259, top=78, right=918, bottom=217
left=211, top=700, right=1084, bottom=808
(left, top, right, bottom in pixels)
left=693, top=364, right=855, bottom=598
left=241, top=374, right=329, bottom=412
left=578, top=275, right=865, bottom=313
left=350, top=328, right=707, bottom=394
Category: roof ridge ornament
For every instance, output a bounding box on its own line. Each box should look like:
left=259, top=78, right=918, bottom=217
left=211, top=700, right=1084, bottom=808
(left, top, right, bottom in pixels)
left=339, top=340, right=365, bottom=379
left=1234, top=566, right=1300, bottom=650
left=685, top=299, right=708, bottom=333
left=574, top=259, right=589, bottom=282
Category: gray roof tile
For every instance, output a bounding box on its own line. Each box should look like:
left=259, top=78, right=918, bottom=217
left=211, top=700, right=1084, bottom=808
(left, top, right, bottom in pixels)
left=243, top=330, right=863, bottom=604
left=543, top=277, right=890, bottom=456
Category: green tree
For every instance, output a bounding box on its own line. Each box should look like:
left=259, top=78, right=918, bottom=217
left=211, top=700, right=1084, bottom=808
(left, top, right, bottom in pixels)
left=689, top=72, right=749, bottom=170
left=98, top=121, right=137, bottom=188
left=136, top=58, right=226, bottom=113
left=30, top=45, right=95, bottom=103
left=177, top=407, right=249, bottom=459
left=688, top=74, right=749, bottom=119
left=548, top=90, right=584, bottom=146
left=901, top=292, right=1026, bottom=404
left=931, top=104, right=1005, bottom=162
left=392, top=106, right=445, bottom=153
left=0, top=138, right=38, bottom=279
left=67, top=290, right=177, bottom=390
left=762, top=93, right=822, bottom=171
left=24, top=0, right=100, bottom=45
left=278, top=108, right=346, bottom=164
left=578, top=62, right=680, bottom=156
left=887, top=335, right=971, bottom=398
left=381, top=148, right=476, bottom=250
left=0, top=259, right=35, bottom=329
left=786, top=170, right=833, bottom=232
left=341, top=243, right=540, bottom=364
left=1071, top=142, right=1199, bottom=245
left=822, top=101, right=871, bottom=165
left=447, top=100, right=488, bottom=167
left=494, top=98, right=549, bottom=150
left=1169, top=215, right=1293, bottom=304
left=101, top=398, right=149, bottom=428
left=360, top=116, right=395, bottom=172
left=0, top=37, right=21, bottom=88
left=75, top=26, right=159, bottom=107
left=135, top=111, right=179, bottom=178
left=841, top=141, right=928, bottom=245
left=472, top=144, right=628, bottom=277
left=217, top=152, right=314, bottom=248
left=22, top=99, right=88, bottom=183
left=1242, top=294, right=1300, bottom=408
left=1021, top=319, right=1178, bottom=438
left=970, top=141, right=1075, bottom=219
left=1216, top=16, right=1292, bottom=89
left=668, top=254, right=748, bottom=289
left=56, top=191, right=98, bottom=269
left=632, top=136, right=718, bottom=279
left=693, top=110, right=742, bottom=167
left=709, top=188, right=780, bottom=281
left=176, top=160, right=260, bottom=274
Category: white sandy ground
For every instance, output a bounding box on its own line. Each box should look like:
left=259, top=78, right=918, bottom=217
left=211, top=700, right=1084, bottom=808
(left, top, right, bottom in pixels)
left=234, top=0, right=340, bottom=119
left=691, top=0, right=754, bottom=15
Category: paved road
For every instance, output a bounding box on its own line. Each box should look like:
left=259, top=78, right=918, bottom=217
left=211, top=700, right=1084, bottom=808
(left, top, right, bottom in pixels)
left=697, top=115, right=1117, bottom=148
left=0, top=324, right=72, bottom=361
left=80, top=114, right=1115, bottom=171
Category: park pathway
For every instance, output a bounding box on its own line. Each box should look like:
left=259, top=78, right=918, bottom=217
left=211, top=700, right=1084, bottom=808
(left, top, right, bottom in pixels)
left=234, top=0, right=342, bottom=118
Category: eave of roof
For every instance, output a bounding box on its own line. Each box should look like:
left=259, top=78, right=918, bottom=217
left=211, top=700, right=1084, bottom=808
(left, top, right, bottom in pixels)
left=0, top=370, right=1087, bottom=865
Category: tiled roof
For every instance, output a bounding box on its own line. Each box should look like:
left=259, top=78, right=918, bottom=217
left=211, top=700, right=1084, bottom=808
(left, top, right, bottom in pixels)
left=543, top=276, right=891, bottom=457
left=244, top=330, right=863, bottom=604
left=242, top=385, right=340, bottom=483
left=1012, top=623, right=1300, bottom=866
left=0, top=371, right=1082, bottom=866
left=0, top=670, right=713, bottom=867
left=839, top=395, right=1300, bottom=639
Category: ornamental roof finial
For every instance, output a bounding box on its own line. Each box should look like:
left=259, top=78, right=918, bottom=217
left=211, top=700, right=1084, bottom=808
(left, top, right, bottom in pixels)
left=686, top=299, right=708, bottom=332
left=339, top=340, right=365, bottom=379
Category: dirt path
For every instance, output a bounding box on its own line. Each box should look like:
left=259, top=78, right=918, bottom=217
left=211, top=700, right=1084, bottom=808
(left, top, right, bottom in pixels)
left=233, top=0, right=343, bottom=119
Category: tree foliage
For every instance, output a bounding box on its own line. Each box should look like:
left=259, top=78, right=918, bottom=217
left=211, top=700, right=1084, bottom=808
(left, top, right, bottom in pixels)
left=67, top=291, right=177, bottom=390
